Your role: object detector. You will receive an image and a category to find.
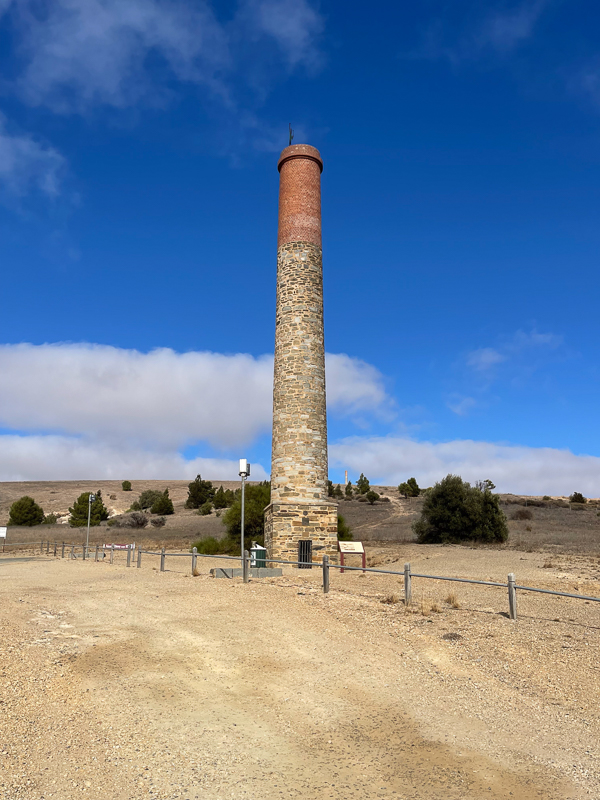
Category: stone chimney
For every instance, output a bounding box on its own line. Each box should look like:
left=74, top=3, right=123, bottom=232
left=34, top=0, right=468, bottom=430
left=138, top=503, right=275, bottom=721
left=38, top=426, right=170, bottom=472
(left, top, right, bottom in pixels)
left=264, top=144, right=338, bottom=565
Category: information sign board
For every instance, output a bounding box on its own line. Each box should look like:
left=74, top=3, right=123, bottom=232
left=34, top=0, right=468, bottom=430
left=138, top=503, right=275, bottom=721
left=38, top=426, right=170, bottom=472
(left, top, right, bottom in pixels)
left=0, top=527, right=6, bottom=539
left=338, top=541, right=364, bottom=554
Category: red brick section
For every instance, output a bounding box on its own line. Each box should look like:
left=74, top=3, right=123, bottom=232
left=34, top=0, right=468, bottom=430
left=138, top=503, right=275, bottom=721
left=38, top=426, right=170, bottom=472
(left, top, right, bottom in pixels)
left=277, top=144, right=323, bottom=248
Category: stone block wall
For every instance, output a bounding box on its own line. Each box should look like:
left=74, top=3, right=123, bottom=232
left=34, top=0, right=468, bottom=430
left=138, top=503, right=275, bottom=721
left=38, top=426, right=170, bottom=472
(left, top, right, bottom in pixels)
left=264, top=501, right=339, bottom=564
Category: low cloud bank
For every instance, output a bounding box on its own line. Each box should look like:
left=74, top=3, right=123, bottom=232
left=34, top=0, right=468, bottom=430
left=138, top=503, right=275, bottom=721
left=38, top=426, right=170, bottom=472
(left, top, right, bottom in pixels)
left=330, top=436, right=600, bottom=497
left=0, top=435, right=269, bottom=482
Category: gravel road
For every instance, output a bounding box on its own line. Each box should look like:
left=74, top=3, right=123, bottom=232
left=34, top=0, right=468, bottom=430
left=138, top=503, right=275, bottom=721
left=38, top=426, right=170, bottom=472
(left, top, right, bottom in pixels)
left=1, top=546, right=598, bottom=799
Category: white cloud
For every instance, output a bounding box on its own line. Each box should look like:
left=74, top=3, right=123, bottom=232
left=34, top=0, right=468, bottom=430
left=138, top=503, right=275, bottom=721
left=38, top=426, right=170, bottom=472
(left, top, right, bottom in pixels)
left=0, top=114, right=65, bottom=197
left=5, top=0, right=324, bottom=114
left=331, top=435, right=600, bottom=496
left=447, top=395, right=477, bottom=416
left=475, top=1, right=547, bottom=53
left=238, top=0, right=324, bottom=70
left=0, top=343, right=391, bottom=478
left=0, top=434, right=269, bottom=482
left=466, top=347, right=506, bottom=371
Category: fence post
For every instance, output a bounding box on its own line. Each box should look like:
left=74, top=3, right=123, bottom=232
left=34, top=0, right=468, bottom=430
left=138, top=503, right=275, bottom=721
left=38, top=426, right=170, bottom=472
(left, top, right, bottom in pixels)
left=70, top=544, right=75, bottom=559
left=126, top=547, right=131, bottom=568
left=192, top=547, right=197, bottom=575
left=508, top=573, right=517, bottom=620
left=53, top=541, right=57, bottom=557
left=404, top=563, right=412, bottom=605
left=110, top=544, right=114, bottom=565
left=137, top=547, right=142, bottom=569
left=243, top=549, right=250, bottom=583
left=160, top=548, right=165, bottom=572
left=322, top=555, right=330, bottom=594
left=82, top=541, right=86, bottom=560
left=95, top=544, right=99, bottom=562
left=40, top=540, right=44, bottom=553
left=61, top=541, right=65, bottom=559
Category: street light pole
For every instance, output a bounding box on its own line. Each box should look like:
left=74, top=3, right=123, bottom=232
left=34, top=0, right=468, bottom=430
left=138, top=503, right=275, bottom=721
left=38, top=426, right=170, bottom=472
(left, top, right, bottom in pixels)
left=238, top=459, right=250, bottom=565
left=86, top=493, right=96, bottom=560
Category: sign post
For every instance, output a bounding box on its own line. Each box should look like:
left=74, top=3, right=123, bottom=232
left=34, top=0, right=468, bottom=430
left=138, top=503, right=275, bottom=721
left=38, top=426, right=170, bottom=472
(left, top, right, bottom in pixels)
left=338, top=541, right=366, bottom=573
left=0, top=526, right=6, bottom=553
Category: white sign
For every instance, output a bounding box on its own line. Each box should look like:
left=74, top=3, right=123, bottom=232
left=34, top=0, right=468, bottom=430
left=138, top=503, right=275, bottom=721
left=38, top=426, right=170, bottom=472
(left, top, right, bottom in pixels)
left=0, top=527, right=6, bottom=539
left=338, top=541, right=364, bottom=554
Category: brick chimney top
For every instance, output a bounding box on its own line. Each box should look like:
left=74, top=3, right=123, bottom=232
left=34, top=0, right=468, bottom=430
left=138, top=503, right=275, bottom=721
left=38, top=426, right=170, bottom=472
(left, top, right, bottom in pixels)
left=278, top=144, right=323, bottom=174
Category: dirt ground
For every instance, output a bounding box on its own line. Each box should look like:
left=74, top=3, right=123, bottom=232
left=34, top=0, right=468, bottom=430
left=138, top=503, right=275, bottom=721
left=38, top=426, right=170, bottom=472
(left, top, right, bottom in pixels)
left=1, top=543, right=599, bottom=800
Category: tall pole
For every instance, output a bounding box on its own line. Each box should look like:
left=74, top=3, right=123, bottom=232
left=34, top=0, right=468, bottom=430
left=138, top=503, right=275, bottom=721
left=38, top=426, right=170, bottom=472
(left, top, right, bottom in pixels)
left=86, top=493, right=96, bottom=560
left=241, top=474, right=246, bottom=565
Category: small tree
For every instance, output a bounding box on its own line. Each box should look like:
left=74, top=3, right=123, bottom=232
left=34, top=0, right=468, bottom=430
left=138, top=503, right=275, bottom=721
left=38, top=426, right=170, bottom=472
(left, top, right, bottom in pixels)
left=333, top=484, right=344, bottom=499
left=398, top=477, right=420, bottom=498
left=137, top=489, right=163, bottom=509
left=199, top=500, right=213, bottom=516
left=222, top=482, right=270, bottom=545
left=345, top=481, right=353, bottom=497
left=356, top=473, right=370, bottom=494
left=569, top=492, right=586, bottom=504
left=366, top=490, right=380, bottom=505
left=69, top=491, right=109, bottom=527
left=337, top=515, right=353, bottom=541
left=327, top=480, right=335, bottom=497
left=186, top=475, right=215, bottom=509
left=213, top=486, right=228, bottom=509
left=121, top=480, right=132, bottom=491
left=8, top=496, right=45, bottom=526
left=413, top=474, right=508, bottom=544
left=150, top=490, right=174, bottom=515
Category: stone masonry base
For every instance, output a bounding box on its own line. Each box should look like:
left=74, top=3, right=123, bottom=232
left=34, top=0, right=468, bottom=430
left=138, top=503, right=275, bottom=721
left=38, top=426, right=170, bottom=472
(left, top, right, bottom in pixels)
left=264, top=501, right=339, bottom=565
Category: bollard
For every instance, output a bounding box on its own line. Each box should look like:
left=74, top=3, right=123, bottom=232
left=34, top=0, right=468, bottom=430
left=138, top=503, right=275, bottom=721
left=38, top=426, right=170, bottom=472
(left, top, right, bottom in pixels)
left=110, top=544, right=114, bottom=565
left=127, top=547, right=131, bottom=568
left=61, top=542, right=65, bottom=559
left=53, top=541, right=57, bottom=557
left=160, top=548, right=165, bottom=572
left=82, top=542, right=86, bottom=561
left=243, top=549, right=250, bottom=583
left=41, top=540, right=44, bottom=553
left=404, top=563, right=412, bottom=605
left=70, top=544, right=75, bottom=559
left=137, top=547, right=142, bottom=568
left=508, top=573, right=517, bottom=620
left=192, top=547, right=197, bottom=576
left=322, top=554, right=330, bottom=594
left=95, top=543, right=99, bottom=562
left=46, top=540, right=50, bottom=555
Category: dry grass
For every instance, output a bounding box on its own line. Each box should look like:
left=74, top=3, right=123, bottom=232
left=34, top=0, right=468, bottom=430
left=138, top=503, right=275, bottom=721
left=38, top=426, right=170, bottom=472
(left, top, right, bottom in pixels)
left=381, top=593, right=401, bottom=605
left=445, top=591, right=460, bottom=609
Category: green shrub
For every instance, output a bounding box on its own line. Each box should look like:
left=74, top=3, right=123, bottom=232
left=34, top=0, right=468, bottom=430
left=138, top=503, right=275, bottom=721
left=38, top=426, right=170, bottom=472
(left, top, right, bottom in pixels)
left=398, top=477, right=420, bottom=498
left=199, top=500, right=213, bottom=516
left=150, top=490, right=174, bottom=515
left=543, top=495, right=551, bottom=501
left=213, top=486, right=229, bottom=509
left=345, top=481, right=353, bottom=497
left=366, top=490, right=380, bottom=505
left=356, top=473, right=370, bottom=494
left=43, top=513, right=58, bottom=525
left=413, top=474, right=508, bottom=544
left=110, top=512, right=148, bottom=529
left=569, top=492, right=586, bottom=504
left=222, top=481, right=270, bottom=545
left=69, top=491, right=109, bottom=527
left=137, top=489, right=163, bottom=509
left=8, top=496, right=45, bottom=526
left=512, top=509, right=533, bottom=521
left=333, top=484, right=344, bottom=499
left=186, top=475, right=215, bottom=509
left=191, top=536, right=238, bottom=555
left=337, top=515, right=353, bottom=541
left=122, top=481, right=132, bottom=491
left=150, top=516, right=166, bottom=528
left=327, top=480, right=335, bottom=497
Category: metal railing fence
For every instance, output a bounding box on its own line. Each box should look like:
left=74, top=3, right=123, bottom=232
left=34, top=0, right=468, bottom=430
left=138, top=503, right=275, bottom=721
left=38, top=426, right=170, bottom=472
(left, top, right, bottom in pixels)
left=29, top=539, right=600, bottom=622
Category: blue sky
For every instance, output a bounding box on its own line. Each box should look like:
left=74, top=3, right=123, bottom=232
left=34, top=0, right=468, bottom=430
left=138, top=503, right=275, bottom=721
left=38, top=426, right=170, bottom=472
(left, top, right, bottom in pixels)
left=1, top=0, right=600, bottom=494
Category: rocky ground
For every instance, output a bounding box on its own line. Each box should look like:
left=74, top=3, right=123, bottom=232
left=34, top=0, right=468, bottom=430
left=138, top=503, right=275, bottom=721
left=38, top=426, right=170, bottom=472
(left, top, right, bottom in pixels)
left=1, top=543, right=598, bottom=800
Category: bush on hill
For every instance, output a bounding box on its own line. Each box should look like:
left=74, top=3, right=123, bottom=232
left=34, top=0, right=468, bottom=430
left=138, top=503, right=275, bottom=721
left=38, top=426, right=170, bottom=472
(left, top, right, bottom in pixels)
left=69, top=491, right=109, bottom=527
left=222, top=481, right=270, bottom=546
left=186, top=475, right=215, bottom=509
left=150, top=490, right=174, bottom=515
left=8, top=496, right=45, bottom=526
left=413, top=474, right=508, bottom=545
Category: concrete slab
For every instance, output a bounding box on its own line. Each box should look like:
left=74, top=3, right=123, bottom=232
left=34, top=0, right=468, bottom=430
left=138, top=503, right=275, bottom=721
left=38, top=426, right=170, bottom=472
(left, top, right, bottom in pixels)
left=210, top=567, right=283, bottom=579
